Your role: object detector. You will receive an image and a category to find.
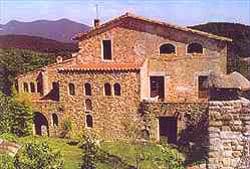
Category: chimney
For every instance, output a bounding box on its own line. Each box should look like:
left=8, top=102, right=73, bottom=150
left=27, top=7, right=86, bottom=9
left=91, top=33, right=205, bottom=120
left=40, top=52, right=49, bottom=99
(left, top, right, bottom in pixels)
left=94, top=19, right=100, bottom=28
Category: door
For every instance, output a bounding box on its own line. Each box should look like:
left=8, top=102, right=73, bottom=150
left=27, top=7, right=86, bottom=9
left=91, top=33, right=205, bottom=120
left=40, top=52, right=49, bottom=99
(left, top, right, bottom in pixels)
left=159, top=117, right=177, bottom=144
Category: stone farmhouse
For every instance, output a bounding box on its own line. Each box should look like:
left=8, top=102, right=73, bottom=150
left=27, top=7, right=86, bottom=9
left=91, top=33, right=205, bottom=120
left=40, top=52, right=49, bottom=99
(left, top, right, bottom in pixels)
left=16, top=13, right=250, bottom=143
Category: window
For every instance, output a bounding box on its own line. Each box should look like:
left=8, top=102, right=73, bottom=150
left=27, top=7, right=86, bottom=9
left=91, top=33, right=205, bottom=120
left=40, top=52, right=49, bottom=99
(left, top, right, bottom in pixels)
left=160, top=43, right=176, bottom=54
left=30, top=82, right=35, bottom=93
left=69, top=83, right=75, bottom=95
left=150, top=76, right=165, bottom=100
left=114, top=83, right=121, bottom=96
left=23, top=82, right=29, bottom=92
left=187, top=43, right=203, bottom=54
left=198, top=76, right=209, bottom=98
left=86, top=115, right=93, bottom=128
left=52, top=82, right=59, bottom=101
left=52, top=113, right=58, bottom=127
left=102, top=40, right=112, bottom=60
left=104, top=83, right=112, bottom=96
left=84, top=83, right=92, bottom=96
left=85, top=99, right=92, bottom=111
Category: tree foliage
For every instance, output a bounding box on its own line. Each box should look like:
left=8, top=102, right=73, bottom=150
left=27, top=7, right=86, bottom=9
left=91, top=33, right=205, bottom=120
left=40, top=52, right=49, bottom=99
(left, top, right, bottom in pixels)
left=0, top=92, right=33, bottom=136
left=0, top=48, right=54, bottom=95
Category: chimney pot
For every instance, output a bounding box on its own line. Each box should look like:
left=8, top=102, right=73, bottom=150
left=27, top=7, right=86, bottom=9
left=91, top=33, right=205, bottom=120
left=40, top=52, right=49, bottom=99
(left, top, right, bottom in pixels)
left=94, top=19, right=100, bottom=28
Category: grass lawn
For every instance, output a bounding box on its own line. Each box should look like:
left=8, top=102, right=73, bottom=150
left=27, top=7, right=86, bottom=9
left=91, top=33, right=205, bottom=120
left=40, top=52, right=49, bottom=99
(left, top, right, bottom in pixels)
left=16, top=137, right=184, bottom=169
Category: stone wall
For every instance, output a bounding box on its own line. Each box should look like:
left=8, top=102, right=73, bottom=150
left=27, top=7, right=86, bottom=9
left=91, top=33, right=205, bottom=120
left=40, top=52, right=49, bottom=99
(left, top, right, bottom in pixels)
left=208, top=99, right=250, bottom=169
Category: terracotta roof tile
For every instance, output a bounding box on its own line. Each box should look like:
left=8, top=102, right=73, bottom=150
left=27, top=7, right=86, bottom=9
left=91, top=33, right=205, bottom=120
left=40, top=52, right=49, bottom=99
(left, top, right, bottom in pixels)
left=58, top=62, right=141, bottom=72
left=73, top=12, right=232, bottom=42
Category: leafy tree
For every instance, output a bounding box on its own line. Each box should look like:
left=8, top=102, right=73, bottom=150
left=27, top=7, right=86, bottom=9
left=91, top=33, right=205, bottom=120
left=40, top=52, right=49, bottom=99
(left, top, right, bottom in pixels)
left=0, top=154, right=15, bottom=169
left=0, top=91, right=33, bottom=136
left=0, top=48, right=54, bottom=95
left=14, top=141, right=63, bottom=169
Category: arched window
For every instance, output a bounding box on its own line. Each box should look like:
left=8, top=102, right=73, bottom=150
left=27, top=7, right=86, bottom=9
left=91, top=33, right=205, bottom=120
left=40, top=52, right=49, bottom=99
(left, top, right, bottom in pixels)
left=114, top=83, right=121, bottom=96
left=52, top=113, right=58, bottom=127
left=187, top=43, right=203, bottom=54
left=69, top=83, right=75, bottom=95
left=86, top=115, right=93, bottom=128
left=84, top=83, right=92, bottom=96
left=30, top=82, right=35, bottom=93
left=104, top=83, right=111, bottom=96
left=85, top=99, right=92, bottom=111
left=23, top=82, right=29, bottom=92
left=160, top=43, right=176, bottom=54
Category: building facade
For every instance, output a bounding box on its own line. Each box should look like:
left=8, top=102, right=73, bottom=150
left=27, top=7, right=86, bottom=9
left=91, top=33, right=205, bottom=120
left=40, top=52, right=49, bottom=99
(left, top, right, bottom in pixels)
left=16, top=13, right=236, bottom=142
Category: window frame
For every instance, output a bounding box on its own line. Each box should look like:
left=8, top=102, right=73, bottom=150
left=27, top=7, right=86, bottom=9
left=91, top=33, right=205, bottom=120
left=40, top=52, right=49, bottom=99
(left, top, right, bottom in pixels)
left=187, top=42, right=204, bottom=54
left=86, top=114, right=93, bottom=128
left=114, top=83, right=121, bottom=96
left=159, top=43, right=176, bottom=55
left=68, top=83, right=76, bottom=96
left=30, top=82, right=36, bottom=93
left=52, top=113, right=59, bottom=127
left=101, top=39, right=113, bottom=61
left=84, top=83, right=92, bottom=96
left=104, top=83, right=112, bottom=96
left=23, top=82, right=29, bottom=92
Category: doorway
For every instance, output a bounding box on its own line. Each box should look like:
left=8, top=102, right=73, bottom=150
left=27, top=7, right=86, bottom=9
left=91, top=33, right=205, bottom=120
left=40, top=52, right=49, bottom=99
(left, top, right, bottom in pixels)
left=159, top=117, right=177, bottom=144
left=34, top=112, right=49, bottom=136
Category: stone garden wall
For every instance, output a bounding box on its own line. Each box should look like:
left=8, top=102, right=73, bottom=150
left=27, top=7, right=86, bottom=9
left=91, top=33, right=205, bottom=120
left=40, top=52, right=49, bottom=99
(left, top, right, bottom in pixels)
left=208, top=99, right=250, bottom=169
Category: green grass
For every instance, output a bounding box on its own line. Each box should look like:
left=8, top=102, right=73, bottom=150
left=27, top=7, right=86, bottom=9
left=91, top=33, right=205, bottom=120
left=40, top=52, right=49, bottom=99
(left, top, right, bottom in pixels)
left=15, top=137, right=184, bottom=169
left=17, top=136, right=82, bottom=169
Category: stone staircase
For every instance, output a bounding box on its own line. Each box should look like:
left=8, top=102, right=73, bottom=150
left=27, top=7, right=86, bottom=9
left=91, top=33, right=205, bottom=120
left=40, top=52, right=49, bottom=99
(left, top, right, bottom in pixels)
left=0, top=139, right=21, bottom=157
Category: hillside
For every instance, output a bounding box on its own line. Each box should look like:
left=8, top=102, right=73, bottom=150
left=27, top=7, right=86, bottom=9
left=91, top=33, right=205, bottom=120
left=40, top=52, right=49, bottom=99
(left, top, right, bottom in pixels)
left=0, top=19, right=90, bottom=43
left=189, top=22, right=250, bottom=58
left=0, top=35, right=79, bottom=55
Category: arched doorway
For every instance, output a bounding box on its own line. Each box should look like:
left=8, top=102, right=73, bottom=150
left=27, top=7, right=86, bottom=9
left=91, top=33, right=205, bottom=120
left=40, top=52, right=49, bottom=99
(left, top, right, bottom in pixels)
left=34, top=112, right=49, bottom=136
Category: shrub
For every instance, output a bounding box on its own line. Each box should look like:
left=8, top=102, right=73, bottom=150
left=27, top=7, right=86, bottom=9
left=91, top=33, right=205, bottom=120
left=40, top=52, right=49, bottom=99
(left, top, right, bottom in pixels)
left=14, top=141, right=63, bottom=169
left=0, top=92, right=33, bottom=137
left=0, top=154, right=15, bottom=169
left=0, top=133, right=17, bottom=142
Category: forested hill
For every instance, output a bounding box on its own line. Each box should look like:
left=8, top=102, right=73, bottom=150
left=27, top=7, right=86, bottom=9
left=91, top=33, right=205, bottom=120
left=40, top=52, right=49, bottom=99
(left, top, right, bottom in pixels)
left=189, top=22, right=250, bottom=58
left=0, top=35, right=79, bottom=56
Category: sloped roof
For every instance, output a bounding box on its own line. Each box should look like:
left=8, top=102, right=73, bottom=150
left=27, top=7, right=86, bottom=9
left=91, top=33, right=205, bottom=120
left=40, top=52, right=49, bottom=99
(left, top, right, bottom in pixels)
left=209, top=71, right=250, bottom=91
left=58, top=62, right=141, bottom=72
left=73, top=12, right=232, bottom=42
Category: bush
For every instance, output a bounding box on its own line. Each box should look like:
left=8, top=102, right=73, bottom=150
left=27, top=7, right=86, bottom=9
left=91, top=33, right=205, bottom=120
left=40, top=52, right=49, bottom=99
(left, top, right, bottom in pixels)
left=0, top=92, right=33, bottom=137
left=14, top=141, right=63, bottom=169
left=0, top=154, right=15, bottom=169
left=0, top=133, right=17, bottom=142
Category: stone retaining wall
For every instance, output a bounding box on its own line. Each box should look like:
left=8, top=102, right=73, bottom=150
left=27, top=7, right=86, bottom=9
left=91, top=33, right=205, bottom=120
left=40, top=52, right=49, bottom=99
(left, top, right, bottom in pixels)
left=208, top=99, right=250, bottom=169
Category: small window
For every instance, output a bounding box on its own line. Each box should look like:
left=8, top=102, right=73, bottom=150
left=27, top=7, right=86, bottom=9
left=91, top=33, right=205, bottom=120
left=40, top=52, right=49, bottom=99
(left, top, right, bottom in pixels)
left=187, top=43, right=203, bottom=54
left=52, top=82, right=60, bottom=101
left=84, top=83, right=92, bottom=96
left=30, top=82, right=35, bottom=93
left=198, top=76, right=209, bottom=98
left=160, top=43, right=176, bottom=54
left=23, top=82, right=29, bottom=92
left=104, top=83, right=112, bottom=96
left=86, top=115, right=93, bottom=128
left=114, top=83, right=121, bottom=96
left=85, top=99, right=92, bottom=111
left=69, top=83, right=75, bottom=95
left=102, top=40, right=112, bottom=60
left=52, top=113, right=58, bottom=127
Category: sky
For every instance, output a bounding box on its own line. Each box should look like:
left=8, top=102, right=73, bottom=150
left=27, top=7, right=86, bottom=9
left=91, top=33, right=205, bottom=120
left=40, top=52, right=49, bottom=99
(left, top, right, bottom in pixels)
left=0, top=0, right=249, bottom=26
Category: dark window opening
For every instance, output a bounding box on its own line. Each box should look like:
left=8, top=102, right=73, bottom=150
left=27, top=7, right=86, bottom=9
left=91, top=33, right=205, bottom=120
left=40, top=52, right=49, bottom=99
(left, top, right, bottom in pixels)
left=114, top=83, right=121, bottom=96
left=30, top=82, right=35, bottom=93
left=37, top=72, right=43, bottom=95
left=159, top=117, right=177, bottom=144
left=52, top=82, right=60, bottom=101
left=69, top=83, right=75, bottom=95
left=160, top=44, right=176, bottom=54
left=23, top=82, right=29, bottom=92
left=198, top=76, right=209, bottom=98
left=85, top=99, right=92, bottom=111
left=103, top=40, right=112, bottom=60
left=187, top=43, right=203, bottom=54
left=86, top=115, right=93, bottom=128
left=52, top=113, right=58, bottom=127
left=104, top=83, right=112, bottom=96
left=150, top=76, right=165, bottom=100
left=84, top=83, right=92, bottom=96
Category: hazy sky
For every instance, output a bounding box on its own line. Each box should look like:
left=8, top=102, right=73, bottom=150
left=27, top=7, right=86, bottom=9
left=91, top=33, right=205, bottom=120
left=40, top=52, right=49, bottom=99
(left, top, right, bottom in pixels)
left=0, top=0, right=249, bottom=26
